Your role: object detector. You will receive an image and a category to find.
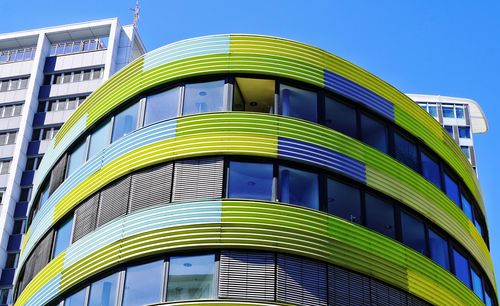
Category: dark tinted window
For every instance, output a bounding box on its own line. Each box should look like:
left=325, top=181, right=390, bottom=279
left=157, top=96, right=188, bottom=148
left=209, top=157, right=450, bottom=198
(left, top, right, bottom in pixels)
left=279, top=166, right=319, bottom=209
left=444, top=172, right=460, bottom=207
left=400, top=212, right=426, bottom=255
left=428, top=229, right=450, bottom=270
left=461, top=194, right=473, bottom=221
left=452, top=248, right=471, bottom=288
left=421, top=151, right=441, bottom=188
left=471, top=267, right=484, bottom=302
left=365, top=193, right=395, bottom=238
left=360, top=113, right=388, bottom=153
left=325, top=97, right=357, bottom=138
left=228, top=161, right=273, bottom=201
left=280, top=84, right=317, bottom=122
left=394, top=132, right=418, bottom=171
left=327, top=178, right=361, bottom=223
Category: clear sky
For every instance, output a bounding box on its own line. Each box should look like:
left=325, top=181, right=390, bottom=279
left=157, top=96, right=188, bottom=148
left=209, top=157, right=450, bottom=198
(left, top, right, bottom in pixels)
left=2, top=0, right=500, bottom=282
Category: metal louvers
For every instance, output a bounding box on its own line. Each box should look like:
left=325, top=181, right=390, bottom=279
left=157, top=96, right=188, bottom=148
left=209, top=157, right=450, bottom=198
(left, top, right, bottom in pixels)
left=129, top=163, right=173, bottom=212
left=48, top=154, right=67, bottom=195
left=97, top=176, right=131, bottom=227
left=72, top=194, right=99, bottom=242
left=219, top=250, right=275, bottom=301
left=277, top=254, right=328, bottom=306
left=20, top=230, right=54, bottom=292
left=172, top=157, right=223, bottom=202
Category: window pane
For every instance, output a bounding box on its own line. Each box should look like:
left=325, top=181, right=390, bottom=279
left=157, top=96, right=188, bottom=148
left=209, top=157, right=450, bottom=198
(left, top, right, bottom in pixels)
left=461, top=146, right=470, bottom=160
left=88, top=120, right=111, bottom=160
left=52, top=217, right=73, bottom=258
left=64, top=288, right=86, bottom=306
left=421, top=151, right=441, bottom=188
left=63, top=73, right=71, bottom=84
left=444, top=125, right=454, bottom=138
left=233, top=77, right=275, bottom=113
left=67, top=140, right=86, bottom=177
left=39, top=183, right=49, bottom=209
left=485, top=291, right=492, bottom=306
left=400, top=212, right=426, bottom=255
left=279, top=166, right=319, bottom=209
left=360, top=114, right=388, bottom=153
left=428, top=104, right=438, bottom=117
left=365, top=193, right=395, bottom=238
left=471, top=268, right=484, bottom=301
left=444, top=172, right=460, bottom=206
left=280, top=84, right=317, bottom=122
left=145, top=87, right=180, bottom=126
left=111, top=102, right=139, bottom=142
left=88, top=273, right=119, bottom=306
left=327, top=178, right=361, bottom=223
left=83, top=70, right=91, bottom=81
left=455, top=106, right=465, bottom=119
left=93, top=68, right=102, bottom=79
left=183, top=80, right=224, bottom=115
left=461, top=195, right=473, bottom=221
left=442, top=105, right=455, bottom=118
left=12, top=220, right=24, bottom=234
left=122, top=260, right=163, bottom=306
left=458, top=126, right=471, bottom=138
left=428, top=229, right=450, bottom=270
left=474, top=219, right=484, bottom=237
left=228, top=161, right=273, bottom=201
left=452, top=249, right=471, bottom=288
left=394, top=132, right=418, bottom=171
left=167, top=254, right=215, bottom=301
left=325, top=97, right=357, bottom=138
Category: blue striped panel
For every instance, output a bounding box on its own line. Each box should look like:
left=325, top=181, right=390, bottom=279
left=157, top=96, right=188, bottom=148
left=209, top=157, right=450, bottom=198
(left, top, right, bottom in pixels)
left=278, top=137, right=366, bottom=184
left=143, top=35, right=230, bottom=72
left=324, top=70, right=394, bottom=121
left=24, top=274, right=60, bottom=306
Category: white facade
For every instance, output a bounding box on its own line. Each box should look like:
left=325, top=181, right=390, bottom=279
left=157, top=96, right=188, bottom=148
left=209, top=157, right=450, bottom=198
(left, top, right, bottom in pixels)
left=0, top=18, right=145, bottom=303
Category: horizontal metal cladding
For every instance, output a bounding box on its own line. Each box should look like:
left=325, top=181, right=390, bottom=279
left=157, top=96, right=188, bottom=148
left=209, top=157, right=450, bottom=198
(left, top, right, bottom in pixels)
left=15, top=201, right=486, bottom=306
left=38, top=34, right=481, bottom=217
left=18, top=113, right=493, bottom=290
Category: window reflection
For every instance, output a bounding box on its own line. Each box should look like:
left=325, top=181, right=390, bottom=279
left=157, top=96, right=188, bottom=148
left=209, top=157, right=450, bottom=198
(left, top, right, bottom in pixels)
left=111, top=102, right=139, bottom=143
left=365, top=193, right=395, bottom=238
left=428, top=229, right=450, bottom=270
left=167, top=254, right=215, bottom=301
left=145, top=87, right=180, bottom=126
left=327, top=178, right=361, bottom=223
left=444, top=172, right=460, bottom=207
left=279, top=84, right=317, bottom=122
left=453, top=249, right=471, bottom=288
left=64, top=288, right=86, bottom=306
left=394, top=132, right=418, bottom=172
left=325, top=97, right=357, bottom=138
left=66, top=140, right=86, bottom=178
left=421, top=151, right=441, bottom=189
left=52, top=217, right=73, bottom=259
left=400, top=212, right=426, bottom=255
left=279, top=166, right=319, bottom=209
left=360, top=113, right=388, bottom=153
left=122, top=260, right=163, bottom=306
left=87, top=120, right=111, bottom=160
left=228, top=161, right=273, bottom=201
left=88, top=273, right=119, bottom=306
left=183, top=81, right=224, bottom=115
left=471, top=267, right=485, bottom=301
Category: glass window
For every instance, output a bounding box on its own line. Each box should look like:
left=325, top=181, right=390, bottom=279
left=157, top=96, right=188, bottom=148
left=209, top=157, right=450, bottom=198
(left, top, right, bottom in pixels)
left=400, top=212, right=426, bottom=255
left=458, top=126, right=471, bottom=139
left=5, top=253, right=17, bottom=268
left=12, top=220, right=24, bottom=234
left=461, top=194, right=473, bottom=221
left=0, top=288, right=9, bottom=304
left=88, top=273, right=119, bottom=306
left=67, top=140, right=86, bottom=178
left=233, top=77, right=275, bottom=113
left=455, top=106, right=465, bottom=119
left=111, top=102, right=139, bottom=143
left=83, top=70, right=91, bottom=81
left=64, top=288, right=86, bottom=306
left=327, top=178, right=361, bottom=223
left=228, top=161, right=273, bottom=201
left=453, top=248, right=471, bottom=288
left=444, top=125, right=454, bottom=138
left=360, top=113, right=388, bottom=153
left=474, top=219, right=484, bottom=237
left=144, top=87, right=180, bottom=126
left=93, top=68, right=102, bottom=79
left=19, top=188, right=31, bottom=202
left=279, top=84, right=317, bottom=122
left=167, top=254, right=215, bottom=301
left=183, top=80, right=225, bottom=115
left=63, top=73, right=71, bottom=84
left=461, top=146, right=471, bottom=160
left=485, top=291, right=493, bottom=306
left=421, top=151, right=441, bottom=188
left=365, top=193, right=395, bottom=238
left=325, top=97, right=357, bottom=138
left=279, top=166, right=319, bottom=209
left=38, top=183, right=49, bottom=209
left=55, top=74, right=63, bottom=84
left=442, top=105, right=455, bottom=118
left=428, top=229, right=450, bottom=270
left=428, top=104, right=438, bottom=118
left=52, top=217, right=73, bottom=258
left=87, top=120, right=111, bottom=160
left=394, top=132, right=418, bottom=171
left=122, top=260, right=163, bottom=306
left=471, top=267, right=484, bottom=301
left=444, top=172, right=460, bottom=207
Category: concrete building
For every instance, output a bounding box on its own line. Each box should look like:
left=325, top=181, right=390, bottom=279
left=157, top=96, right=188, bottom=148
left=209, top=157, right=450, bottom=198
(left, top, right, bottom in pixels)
left=11, top=34, right=496, bottom=306
left=407, top=94, right=488, bottom=174
left=0, top=18, right=145, bottom=304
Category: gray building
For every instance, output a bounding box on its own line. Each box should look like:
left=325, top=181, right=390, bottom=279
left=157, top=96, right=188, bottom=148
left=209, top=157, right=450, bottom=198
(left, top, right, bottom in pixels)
left=0, top=18, right=144, bottom=304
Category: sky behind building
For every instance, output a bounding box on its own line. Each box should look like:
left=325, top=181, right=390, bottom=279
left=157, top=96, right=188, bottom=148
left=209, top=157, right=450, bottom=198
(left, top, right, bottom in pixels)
left=2, top=0, right=500, bottom=281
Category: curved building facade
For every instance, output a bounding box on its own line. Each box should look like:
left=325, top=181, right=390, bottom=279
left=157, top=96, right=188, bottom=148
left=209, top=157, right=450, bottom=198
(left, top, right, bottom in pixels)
left=12, top=34, right=496, bottom=306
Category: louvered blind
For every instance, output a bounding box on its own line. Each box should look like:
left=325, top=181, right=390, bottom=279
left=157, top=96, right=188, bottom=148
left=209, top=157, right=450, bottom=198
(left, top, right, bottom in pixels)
left=129, top=163, right=173, bottom=212
left=277, top=254, right=327, bottom=306
left=328, top=265, right=371, bottom=306
left=97, top=176, right=131, bottom=227
left=73, top=194, right=99, bottom=242
left=172, top=157, right=223, bottom=202
left=20, top=230, right=54, bottom=292
left=219, top=250, right=275, bottom=301
left=48, top=154, right=67, bottom=195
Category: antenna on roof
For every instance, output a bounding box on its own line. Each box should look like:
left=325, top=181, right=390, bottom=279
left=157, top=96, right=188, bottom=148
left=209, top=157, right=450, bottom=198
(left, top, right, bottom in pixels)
left=132, top=0, right=140, bottom=28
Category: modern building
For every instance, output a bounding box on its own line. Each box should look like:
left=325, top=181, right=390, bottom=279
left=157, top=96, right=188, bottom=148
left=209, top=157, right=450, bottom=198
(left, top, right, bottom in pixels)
left=407, top=94, right=488, bottom=174
left=0, top=19, right=145, bottom=304
left=12, top=34, right=496, bottom=306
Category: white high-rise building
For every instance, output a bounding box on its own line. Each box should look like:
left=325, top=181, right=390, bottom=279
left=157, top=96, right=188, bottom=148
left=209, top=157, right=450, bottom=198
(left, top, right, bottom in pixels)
left=0, top=18, right=144, bottom=303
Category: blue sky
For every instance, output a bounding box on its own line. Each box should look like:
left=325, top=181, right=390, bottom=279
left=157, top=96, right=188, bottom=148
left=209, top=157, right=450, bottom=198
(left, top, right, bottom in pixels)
left=3, top=0, right=500, bottom=281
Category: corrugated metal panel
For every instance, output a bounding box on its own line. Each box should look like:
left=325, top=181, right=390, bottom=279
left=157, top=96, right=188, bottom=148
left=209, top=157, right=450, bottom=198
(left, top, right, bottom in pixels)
left=172, top=157, right=223, bottom=202
left=48, top=154, right=67, bottom=195
left=97, top=176, right=131, bottom=227
left=277, top=254, right=327, bottom=306
left=72, top=194, right=99, bottom=242
left=219, top=250, right=275, bottom=301
left=129, top=163, right=173, bottom=212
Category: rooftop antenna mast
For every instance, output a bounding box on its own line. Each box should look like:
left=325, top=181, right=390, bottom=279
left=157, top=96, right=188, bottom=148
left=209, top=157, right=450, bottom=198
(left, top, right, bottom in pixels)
left=132, top=0, right=140, bottom=28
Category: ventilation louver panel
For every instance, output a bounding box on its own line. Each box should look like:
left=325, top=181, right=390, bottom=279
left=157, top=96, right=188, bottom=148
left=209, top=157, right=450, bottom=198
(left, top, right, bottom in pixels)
left=73, top=194, right=99, bottom=242
left=129, top=163, right=173, bottom=212
left=172, top=157, right=223, bottom=202
left=97, top=176, right=131, bottom=227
